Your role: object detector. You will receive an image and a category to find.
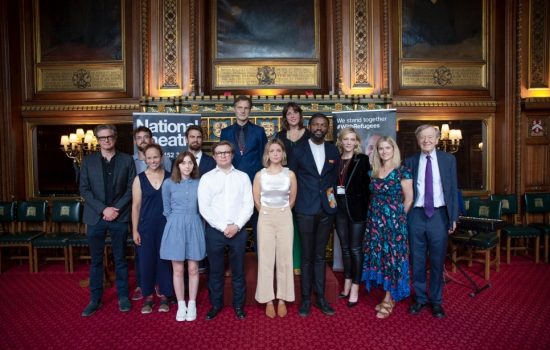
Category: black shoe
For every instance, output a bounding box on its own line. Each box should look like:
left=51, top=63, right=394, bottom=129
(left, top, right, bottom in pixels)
left=347, top=300, right=359, bottom=308
left=118, top=297, right=131, bottom=312
left=338, top=292, right=349, bottom=299
left=432, top=304, right=446, bottom=319
left=408, top=302, right=427, bottom=315
left=81, top=301, right=102, bottom=317
left=315, top=298, right=335, bottom=316
left=298, top=299, right=311, bottom=317
left=205, top=306, right=222, bottom=320
left=234, top=307, right=246, bottom=320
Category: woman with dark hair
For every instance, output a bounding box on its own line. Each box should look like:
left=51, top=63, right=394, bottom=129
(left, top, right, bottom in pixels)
left=131, top=144, right=174, bottom=315
left=160, top=151, right=205, bottom=322
left=362, top=136, right=413, bottom=319
left=334, top=128, right=371, bottom=307
left=274, top=102, right=310, bottom=275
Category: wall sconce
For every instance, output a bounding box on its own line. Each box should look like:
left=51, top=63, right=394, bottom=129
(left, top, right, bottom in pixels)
left=439, top=123, right=462, bottom=153
left=60, top=128, right=99, bottom=166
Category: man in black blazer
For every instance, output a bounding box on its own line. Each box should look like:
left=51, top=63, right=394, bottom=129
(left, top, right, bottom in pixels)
left=404, top=124, right=458, bottom=319
left=289, top=113, right=339, bottom=317
left=80, top=124, right=136, bottom=317
left=186, top=125, right=216, bottom=176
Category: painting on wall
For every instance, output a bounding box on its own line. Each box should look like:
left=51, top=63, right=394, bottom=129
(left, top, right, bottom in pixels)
left=34, top=0, right=128, bottom=93
left=211, top=0, right=321, bottom=90
left=398, top=0, right=488, bottom=90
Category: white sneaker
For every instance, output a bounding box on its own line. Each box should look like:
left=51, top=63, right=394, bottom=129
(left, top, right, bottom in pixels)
left=186, top=301, right=197, bottom=321
left=176, top=301, right=187, bottom=322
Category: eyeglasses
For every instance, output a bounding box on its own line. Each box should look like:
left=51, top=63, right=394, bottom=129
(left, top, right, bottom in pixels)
left=97, top=135, right=115, bottom=142
left=214, top=151, right=232, bottom=157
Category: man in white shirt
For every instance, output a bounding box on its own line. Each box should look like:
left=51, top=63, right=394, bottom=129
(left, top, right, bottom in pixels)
left=198, top=141, right=254, bottom=320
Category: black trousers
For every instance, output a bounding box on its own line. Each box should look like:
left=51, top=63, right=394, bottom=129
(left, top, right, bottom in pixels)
left=296, top=210, right=335, bottom=300
left=205, top=224, right=247, bottom=308
left=335, top=196, right=365, bottom=284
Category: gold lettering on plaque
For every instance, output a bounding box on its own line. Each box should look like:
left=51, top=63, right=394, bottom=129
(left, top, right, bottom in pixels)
left=401, top=65, right=486, bottom=88
left=38, top=66, right=125, bottom=92
left=215, top=65, right=318, bottom=88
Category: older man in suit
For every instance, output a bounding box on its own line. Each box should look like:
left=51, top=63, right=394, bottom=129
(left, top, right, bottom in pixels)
left=80, top=124, right=136, bottom=317
left=289, top=113, right=339, bottom=317
left=404, top=124, right=458, bottom=319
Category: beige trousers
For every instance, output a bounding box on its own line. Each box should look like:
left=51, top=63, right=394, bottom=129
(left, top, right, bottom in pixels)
left=255, top=206, right=295, bottom=303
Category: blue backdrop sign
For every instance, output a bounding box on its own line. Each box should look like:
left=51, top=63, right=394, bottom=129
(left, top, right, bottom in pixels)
left=132, top=113, right=201, bottom=160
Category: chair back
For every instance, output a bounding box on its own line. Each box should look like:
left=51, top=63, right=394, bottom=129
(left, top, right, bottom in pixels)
left=17, top=200, right=48, bottom=232
left=0, top=202, right=16, bottom=222
left=51, top=200, right=81, bottom=223
left=50, top=200, right=82, bottom=233
left=461, top=195, right=480, bottom=216
left=524, top=193, right=550, bottom=214
left=489, top=194, right=518, bottom=215
left=468, top=199, right=502, bottom=220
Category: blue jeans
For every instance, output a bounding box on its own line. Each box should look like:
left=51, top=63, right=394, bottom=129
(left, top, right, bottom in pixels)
left=87, top=220, right=129, bottom=302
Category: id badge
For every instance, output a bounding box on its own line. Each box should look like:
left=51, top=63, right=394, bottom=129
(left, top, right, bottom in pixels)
left=337, top=186, right=345, bottom=195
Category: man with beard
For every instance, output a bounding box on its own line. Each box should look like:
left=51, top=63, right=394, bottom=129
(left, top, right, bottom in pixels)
left=131, top=126, right=172, bottom=301
left=185, top=125, right=216, bottom=176
left=288, top=113, right=339, bottom=317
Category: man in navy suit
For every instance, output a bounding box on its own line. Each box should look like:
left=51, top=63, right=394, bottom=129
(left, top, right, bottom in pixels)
left=289, top=113, right=339, bottom=317
left=221, top=95, right=268, bottom=247
left=404, top=124, right=458, bottom=319
left=80, top=124, right=136, bottom=317
left=186, top=125, right=216, bottom=176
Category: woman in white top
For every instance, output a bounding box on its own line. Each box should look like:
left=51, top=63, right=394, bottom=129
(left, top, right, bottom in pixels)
left=253, top=139, right=297, bottom=318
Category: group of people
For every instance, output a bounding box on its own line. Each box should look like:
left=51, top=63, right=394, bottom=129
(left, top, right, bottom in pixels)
left=79, top=96, right=458, bottom=322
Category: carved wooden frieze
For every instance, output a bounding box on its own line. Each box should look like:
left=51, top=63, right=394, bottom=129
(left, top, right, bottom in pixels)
left=162, top=0, right=180, bottom=88
left=352, top=0, right=372, bottom=87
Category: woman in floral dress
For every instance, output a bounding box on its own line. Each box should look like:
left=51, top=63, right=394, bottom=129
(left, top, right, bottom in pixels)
left=362, top=136, right=413, bottom=319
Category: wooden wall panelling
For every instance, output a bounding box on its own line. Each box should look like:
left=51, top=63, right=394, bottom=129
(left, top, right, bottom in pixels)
left=521, top=0, right=550, bottom=95
left=522, top=113, right=550, bottom=192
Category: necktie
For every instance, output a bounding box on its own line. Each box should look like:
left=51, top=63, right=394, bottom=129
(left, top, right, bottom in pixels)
left=424, top=155, right=434, bottom=218
left=238, top=126, right=245, bottom=155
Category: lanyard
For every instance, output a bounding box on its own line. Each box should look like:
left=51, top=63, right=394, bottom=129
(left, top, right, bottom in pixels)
left=338, top=158, right=352, bottom=186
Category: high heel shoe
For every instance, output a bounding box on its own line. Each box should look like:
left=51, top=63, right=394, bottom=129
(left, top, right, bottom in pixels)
left=338, top=292, right=349, bottom=299
left=347, top=300, right=358, bottom=308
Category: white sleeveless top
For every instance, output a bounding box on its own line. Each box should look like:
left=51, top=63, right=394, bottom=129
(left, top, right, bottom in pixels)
left=260, top=168, right=291, bottom=208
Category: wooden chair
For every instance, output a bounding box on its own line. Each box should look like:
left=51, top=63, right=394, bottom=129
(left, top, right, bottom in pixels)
left=451, top=199, right=502, bottom=280
left=524, top=193, right=550, bottom=263
left=33, top=200, right=82, bottom=272
left=461, top=195, right=480, bottom=216
left=0, top=200, right=47, bottom=273
left=0, top=201, right=17, bottom=273
left=490, top=194, right=540, bottom=263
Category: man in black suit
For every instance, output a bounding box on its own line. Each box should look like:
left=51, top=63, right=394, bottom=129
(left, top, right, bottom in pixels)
left=405, top=124, right=458, bottom=319
left=80, top=124, right=136, bottom=317
left=289, top=113, right=339, bottom=317
left=186, top=125, right=216, bottom=176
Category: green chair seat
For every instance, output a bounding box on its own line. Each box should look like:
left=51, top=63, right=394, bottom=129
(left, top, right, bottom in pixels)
left=529, top=223, right=550, bottom=235
left=33, top=232, right=77, bottom=248
left=67, top=235, right=89, bottom=247
left=452, top=230, right=499, bottom=249
left=501, top=225, right=541, bottom=238
left=0, top=232, right=43, bottom=244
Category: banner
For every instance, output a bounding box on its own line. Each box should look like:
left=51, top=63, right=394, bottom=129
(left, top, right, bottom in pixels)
left=332, top=109, right=397, bottom=163
left=132, top=112, right=201, bottom=160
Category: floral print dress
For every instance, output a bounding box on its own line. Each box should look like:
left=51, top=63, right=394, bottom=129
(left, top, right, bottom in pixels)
left=362, top=165, right=411, bottom=301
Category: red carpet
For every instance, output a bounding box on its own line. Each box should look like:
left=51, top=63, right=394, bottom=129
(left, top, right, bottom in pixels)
left=1, top=257, right=549, bottom=350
